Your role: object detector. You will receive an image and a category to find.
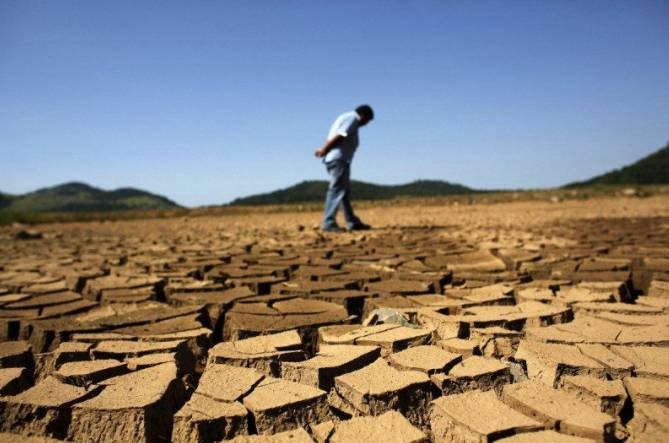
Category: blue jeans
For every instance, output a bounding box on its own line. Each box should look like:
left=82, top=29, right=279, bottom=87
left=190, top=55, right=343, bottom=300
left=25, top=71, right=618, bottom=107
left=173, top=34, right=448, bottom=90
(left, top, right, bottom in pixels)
left=322, top=159, right=360, bottom=229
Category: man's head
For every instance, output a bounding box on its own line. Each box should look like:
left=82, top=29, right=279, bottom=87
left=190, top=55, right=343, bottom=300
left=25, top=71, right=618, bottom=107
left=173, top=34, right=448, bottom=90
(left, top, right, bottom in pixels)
left=355, top=104, right=374, bottom=126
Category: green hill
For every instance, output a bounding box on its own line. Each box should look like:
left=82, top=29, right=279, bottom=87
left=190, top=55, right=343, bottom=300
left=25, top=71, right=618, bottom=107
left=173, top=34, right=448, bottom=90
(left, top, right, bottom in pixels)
left=230, top=179, right=476, bottom=205
left=566, top=141, right=669, bottom=187
left=0, top=182, right=181, bottom=213
left=0, top=192, right=14, bottom=209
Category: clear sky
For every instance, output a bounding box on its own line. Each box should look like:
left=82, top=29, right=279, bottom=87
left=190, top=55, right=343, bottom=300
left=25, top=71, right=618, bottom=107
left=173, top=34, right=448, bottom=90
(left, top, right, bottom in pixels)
left=2, top=1, right=668, bottom=206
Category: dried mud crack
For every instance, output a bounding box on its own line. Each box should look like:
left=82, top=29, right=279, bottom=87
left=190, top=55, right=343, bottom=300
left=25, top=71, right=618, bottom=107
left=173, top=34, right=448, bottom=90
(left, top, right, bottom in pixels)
left=1, top=196, right=669, bottom=442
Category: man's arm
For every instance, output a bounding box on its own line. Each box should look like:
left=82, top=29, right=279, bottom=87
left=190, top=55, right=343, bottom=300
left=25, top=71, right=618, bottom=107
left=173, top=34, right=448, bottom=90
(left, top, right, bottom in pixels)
left=314, top=134, right=344, bottom=158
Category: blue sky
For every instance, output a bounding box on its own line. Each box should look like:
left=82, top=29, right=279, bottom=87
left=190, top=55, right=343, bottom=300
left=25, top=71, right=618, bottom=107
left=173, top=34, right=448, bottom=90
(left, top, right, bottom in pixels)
left=1, top=1, right=668, bottom=206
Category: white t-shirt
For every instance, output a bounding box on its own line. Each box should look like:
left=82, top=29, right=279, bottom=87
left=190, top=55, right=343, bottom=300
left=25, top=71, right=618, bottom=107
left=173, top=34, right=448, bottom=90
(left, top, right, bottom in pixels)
left=324, top=111, right=361, bottom=163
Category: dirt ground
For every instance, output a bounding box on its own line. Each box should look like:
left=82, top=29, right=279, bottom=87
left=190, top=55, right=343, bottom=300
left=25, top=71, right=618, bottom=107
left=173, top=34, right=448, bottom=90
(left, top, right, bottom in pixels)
left=1, top=195, right=669, bottom=442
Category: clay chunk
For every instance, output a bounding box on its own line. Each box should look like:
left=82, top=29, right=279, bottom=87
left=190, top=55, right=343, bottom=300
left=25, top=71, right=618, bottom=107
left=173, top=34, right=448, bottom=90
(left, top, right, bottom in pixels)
left=320, top=324, right=433, bottom=356
left=312, top=411, right=428, bottom=443
left=91, top=339, right=187, bottom=360
left=0, top=341, right=33, bottom=369
left=623, top=376, right=669, bottom=407
left=562, top=375, right=627, bottom=417
left=242, top=376, right=329, bottom=435
left=501, top=379, right=616, bottom=441
left=513, top=341, right=611, bottom=387
left=227, top=428, right=314, bottom=442
left=471, top=327, right=523, bottom=358
left=430, top=390, right=542, bottom=443
left=54, top=360, right=127, bottom=386
left=0, top=367, right=32, bottom=396
left=364, top=279, right=433, bottom=295
left=0, top=376, right=99, bottom=438
left=431, top=356, right=512, bottom=395
left=197, top=363, right=264, bottom=402
left=497, top=430, right=596, bottom=442
left=437, top=338, right=481, bottom=357
left=68, top=362, right=186, bottom=443
left=172, top=364, right=264, bottom=442
left=172, top=393, right=248, bottom=443
left=330, top=359, right=431, bottom=427
left=0, top=432, right=69, bottom=442
left=626, top=401, right=669, bottom=443
left=208, top=330, right=305, bottom=377
left=610, top=345, right=669, bottom=380
left=425, top=250, right=507, bottom=273
left=387, top=345, right=462, bottom=375
left=223, top=297, right=350, bottom=340
left=526, top=316, right=669, bottom=347
left=282, top=344, right=380, bottom=390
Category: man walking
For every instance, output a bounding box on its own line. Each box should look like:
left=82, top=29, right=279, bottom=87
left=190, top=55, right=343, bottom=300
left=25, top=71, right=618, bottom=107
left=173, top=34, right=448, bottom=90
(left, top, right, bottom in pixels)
left=315, top=105, right=374, bottom=232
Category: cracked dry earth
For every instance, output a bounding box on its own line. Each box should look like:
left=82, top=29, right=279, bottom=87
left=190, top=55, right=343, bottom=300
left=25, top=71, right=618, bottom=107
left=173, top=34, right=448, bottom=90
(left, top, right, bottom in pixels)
left=1, top=196, right=669, bottom=443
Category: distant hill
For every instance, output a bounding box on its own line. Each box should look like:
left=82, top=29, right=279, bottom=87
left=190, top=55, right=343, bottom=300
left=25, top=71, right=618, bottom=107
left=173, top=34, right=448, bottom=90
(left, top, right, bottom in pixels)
left=566, top=141, right=669, bottom=187
left=0, top=192, right=14, bottom=209
left=230, top=179, right=476, bottom=205
left=0, top=182, right=181, bottom=213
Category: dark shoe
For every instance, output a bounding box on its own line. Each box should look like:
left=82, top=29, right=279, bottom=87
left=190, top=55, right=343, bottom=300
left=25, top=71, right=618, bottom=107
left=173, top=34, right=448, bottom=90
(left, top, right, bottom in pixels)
left=347, top=222, right=372, bottom=231
left=321, top=225, right=344, bottom=233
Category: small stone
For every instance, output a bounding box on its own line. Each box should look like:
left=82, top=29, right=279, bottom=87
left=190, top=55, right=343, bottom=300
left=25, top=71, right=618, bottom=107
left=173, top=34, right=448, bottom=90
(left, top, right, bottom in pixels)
left=14, top=230, right=43, bottom=240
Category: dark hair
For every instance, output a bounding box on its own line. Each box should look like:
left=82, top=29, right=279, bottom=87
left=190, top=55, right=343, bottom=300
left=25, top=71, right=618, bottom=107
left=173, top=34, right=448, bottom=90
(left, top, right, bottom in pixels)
left=356, top=104, right=374, bottom=121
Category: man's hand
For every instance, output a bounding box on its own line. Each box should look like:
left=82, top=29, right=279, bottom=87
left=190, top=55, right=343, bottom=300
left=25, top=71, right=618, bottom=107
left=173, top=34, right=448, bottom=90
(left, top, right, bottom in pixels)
left=314, top=135, right=343, bottom=158
left=314, top=148, right=327, bottom=158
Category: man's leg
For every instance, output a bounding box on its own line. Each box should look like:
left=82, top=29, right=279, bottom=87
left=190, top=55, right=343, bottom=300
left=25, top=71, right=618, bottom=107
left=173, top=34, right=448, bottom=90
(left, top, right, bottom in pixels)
left=339, top=162, right=361, bottom=229
left=321, top=160, right=347, bottom=229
